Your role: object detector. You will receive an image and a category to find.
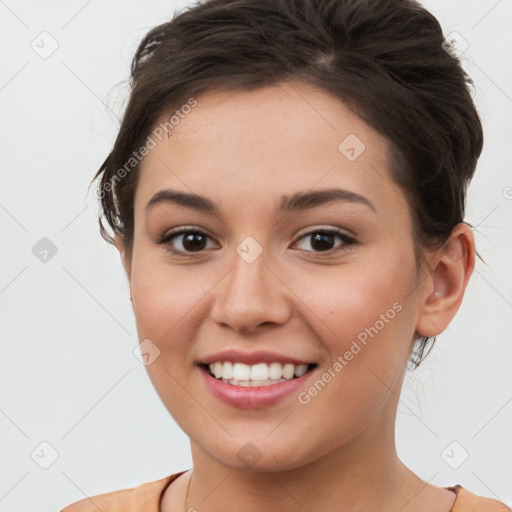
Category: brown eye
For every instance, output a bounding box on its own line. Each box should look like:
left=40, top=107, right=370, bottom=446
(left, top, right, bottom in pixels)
left=294, top=229, right=355, bottom=254
left=157, top=228, right=216, bottom=255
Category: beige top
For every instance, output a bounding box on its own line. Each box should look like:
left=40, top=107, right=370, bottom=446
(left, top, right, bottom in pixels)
left=60, top=470, right=511, bottom=512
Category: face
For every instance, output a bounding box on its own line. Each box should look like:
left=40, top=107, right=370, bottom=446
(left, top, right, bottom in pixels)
left=117, top=80, right=431, bottom=471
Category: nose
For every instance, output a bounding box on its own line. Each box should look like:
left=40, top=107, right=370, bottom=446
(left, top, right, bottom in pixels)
left=210, top=244, right=291, bottom=334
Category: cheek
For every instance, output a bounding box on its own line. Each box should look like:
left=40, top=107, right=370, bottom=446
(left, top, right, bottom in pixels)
left=293, top=257, right=414, bottom=348
left=292, top=266, right=414, bottom=438
left=132, top=271, right=195, bottom=339
left=129, top=251, right=219, bottom=357
left=129, top=259, right=206, bottom=414
left=289, top=256, right=418, bottom=413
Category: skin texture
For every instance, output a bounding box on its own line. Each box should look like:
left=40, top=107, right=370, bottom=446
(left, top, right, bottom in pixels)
left=114, top=80, right=475, bottom=512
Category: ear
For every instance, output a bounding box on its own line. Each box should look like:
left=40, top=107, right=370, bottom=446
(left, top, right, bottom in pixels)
left=113, top=233, right=132, bottom=302
left=415, top=223, right=476, bottom=338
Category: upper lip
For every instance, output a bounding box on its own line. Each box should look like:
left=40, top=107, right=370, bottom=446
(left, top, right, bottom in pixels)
left=197, top=349, right=317, bottom=367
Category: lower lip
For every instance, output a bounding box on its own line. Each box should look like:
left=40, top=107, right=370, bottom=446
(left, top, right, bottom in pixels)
left=199, top=365, right=316, bottom=408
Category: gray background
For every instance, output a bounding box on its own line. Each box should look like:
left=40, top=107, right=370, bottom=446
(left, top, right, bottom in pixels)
left=0, top=0, right=511, bottom=510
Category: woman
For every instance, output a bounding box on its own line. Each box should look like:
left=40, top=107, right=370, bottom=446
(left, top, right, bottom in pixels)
left=61, top=0, right=510, bottom=510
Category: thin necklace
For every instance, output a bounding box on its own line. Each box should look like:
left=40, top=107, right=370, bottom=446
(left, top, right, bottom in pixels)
left=184, top=470, right=193, bottom=512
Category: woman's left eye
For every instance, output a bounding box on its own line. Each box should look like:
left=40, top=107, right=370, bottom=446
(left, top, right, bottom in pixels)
left=156, top=227, right=355, bottom=256
left=293, top=229, right=355, bottom=254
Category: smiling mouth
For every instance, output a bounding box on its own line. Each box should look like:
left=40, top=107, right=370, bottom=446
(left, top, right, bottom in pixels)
left=199, top=362, right=318, bottom=387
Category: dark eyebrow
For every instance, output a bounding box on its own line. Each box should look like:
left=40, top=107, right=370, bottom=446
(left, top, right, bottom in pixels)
left=145, top=187, right=377, bottom=215
left=279, top=188, right=376, bottom=213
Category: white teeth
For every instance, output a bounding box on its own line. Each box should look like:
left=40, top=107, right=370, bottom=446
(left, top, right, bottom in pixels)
left=222, top=361, right=233, bottom=379
left=250, top=363, right=268, bottom=380
left=282, top=363, right=295, bottom=380
left=213, top=362, right=223, bottom=379
left=207, top=361, right=311, bottom=383
left=233, top=362, right=251, bottom=381
left=228, top=378, right=289, bottom=387
left=295, top=364, right=308, bottom=377
left=268, top=362, right=282, bottom=379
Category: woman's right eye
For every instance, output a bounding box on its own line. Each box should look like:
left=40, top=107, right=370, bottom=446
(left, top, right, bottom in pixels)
left=157, top=228, right=217, bottom=255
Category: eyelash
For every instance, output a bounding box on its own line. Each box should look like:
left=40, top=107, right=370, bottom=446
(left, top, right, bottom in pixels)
left=156, top=226, right=357, bottom=258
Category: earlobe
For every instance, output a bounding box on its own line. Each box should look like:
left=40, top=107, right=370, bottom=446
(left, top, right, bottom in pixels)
left=415, top=223, right=475, bottom=338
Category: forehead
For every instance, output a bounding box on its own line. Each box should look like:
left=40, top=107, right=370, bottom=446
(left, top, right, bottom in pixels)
left=134, top=81, right=406, bottom=219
